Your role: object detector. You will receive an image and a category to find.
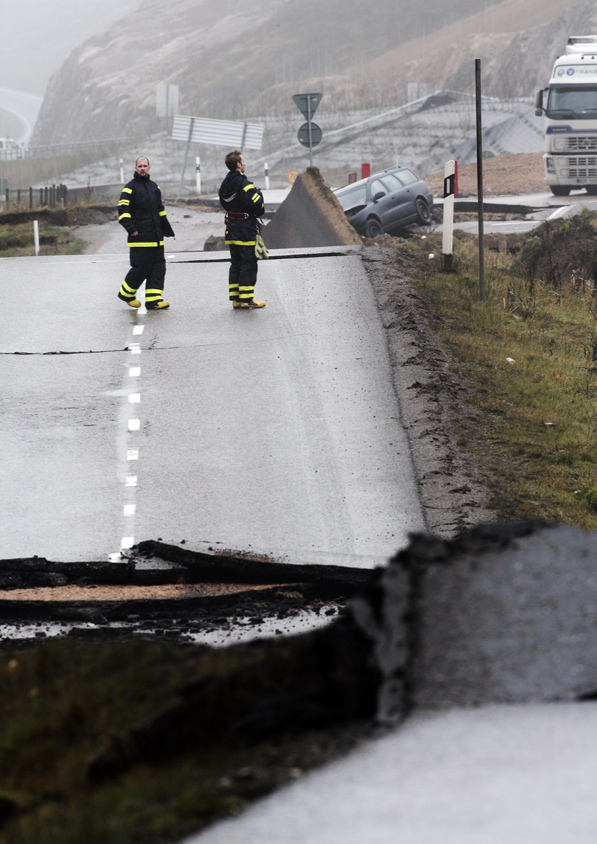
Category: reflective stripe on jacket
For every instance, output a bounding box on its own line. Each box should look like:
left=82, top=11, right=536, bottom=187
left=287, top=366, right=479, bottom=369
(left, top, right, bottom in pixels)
left=118, top=171, right=174, bottom=247
left=218, top=170, right=265, bottom=246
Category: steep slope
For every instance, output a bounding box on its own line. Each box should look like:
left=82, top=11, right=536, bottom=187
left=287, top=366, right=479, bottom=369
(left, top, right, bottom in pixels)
left=369, top=0, right=596, bottom=97
left=31, top=0, right=590, bottom=145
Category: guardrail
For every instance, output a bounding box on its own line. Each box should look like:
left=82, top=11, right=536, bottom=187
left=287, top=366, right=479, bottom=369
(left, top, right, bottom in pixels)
left=26, top=138, right=132, bottom=159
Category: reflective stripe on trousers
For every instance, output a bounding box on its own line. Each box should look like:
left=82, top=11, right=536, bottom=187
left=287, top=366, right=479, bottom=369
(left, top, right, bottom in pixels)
left=228, top=243, right=258, bottom=301
left=119, top=246, right=166, bottom=302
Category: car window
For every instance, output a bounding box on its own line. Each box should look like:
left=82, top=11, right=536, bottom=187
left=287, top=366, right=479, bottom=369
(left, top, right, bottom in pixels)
left=370, top=179, right=387, bottom=198
left=380, top=174, right=402, bottom=192
left=395, top=169, right=418, bottom=186
left=336, top=185, right=367, bottom=211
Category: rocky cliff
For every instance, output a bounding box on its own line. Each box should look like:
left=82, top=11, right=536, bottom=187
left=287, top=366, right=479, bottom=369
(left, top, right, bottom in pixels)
left=31, top=0, right=594, bottom=146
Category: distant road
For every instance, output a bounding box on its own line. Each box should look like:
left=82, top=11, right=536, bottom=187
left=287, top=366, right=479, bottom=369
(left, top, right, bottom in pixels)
left=0, top=88, right=43, bottom=144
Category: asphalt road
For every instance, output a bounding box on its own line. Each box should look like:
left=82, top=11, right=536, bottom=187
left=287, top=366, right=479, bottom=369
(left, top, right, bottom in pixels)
left=185, top=701, right=597, bottom=844
left=0, top=247, right=424, bottom=566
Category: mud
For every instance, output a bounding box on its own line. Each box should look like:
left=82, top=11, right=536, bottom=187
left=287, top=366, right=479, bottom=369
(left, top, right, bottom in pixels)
left=361, top=245, right=497, bottom=537
left=0, top=545, right=371, bottom=647
left=0, top=205, right=115, bottom=227
left=261, top=167, right=362, bottom=249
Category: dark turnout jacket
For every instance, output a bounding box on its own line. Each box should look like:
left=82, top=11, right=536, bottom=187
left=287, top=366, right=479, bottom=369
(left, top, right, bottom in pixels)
left=118, top=171, right=174, bottom=247
left=218, top=170, right=265, bottom=246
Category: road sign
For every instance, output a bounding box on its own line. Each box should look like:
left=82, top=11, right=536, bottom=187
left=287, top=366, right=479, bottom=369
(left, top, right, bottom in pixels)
left=172, top=114, right=265, bottom=200
left=297, top=122, right=322, bottom=148
left=287, top=169, right=299, bottom=183
left=292, top=93, right=322, bottom=119
left=172, top=115, right=264, bottom=150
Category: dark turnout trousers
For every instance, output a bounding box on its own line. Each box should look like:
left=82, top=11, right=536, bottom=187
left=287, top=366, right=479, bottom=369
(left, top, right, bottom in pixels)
left=228, top=243, right=258, bottom=302
left=118, top=246, right=166, bottom=306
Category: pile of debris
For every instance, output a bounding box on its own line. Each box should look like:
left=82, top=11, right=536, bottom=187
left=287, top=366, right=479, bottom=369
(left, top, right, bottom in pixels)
left=262, top=167, right=362, bottom=249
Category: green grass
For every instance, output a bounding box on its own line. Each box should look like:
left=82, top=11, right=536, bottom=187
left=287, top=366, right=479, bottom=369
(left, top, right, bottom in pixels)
left=0, top=640, right=246, bottom=843
left=404, top=221, right=597, bottom=529
left=0, top=630, right=370, bottom=844
left=0, top=221, right=86, bottom=257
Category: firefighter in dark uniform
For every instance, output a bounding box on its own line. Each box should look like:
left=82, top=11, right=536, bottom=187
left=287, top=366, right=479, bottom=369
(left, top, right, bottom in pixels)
left=117, top=156, right=175, bottom=310
left=218, top=150, right=266, bottom=308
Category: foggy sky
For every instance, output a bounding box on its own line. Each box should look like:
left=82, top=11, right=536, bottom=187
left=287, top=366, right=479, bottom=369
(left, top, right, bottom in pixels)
left=0, top=0, right=141, bottom=95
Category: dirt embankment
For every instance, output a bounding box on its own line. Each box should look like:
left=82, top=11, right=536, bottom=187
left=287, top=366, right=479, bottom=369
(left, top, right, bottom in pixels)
left=262, top=167, right=362, bottom=249
left=0, top=205, right=116, bottom=227
left=424, top=152, right=546, bottom=197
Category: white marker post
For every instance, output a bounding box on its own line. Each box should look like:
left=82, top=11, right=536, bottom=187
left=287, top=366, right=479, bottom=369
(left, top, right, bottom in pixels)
left=264, top=162, right=270, bottom=190
left=33, top=220, right=40, bottom=256
left=442, top=159, right=456, bottom=271
left=120, top=158, right=124, bottom=184
left=195, top=156, right=201, bottom=194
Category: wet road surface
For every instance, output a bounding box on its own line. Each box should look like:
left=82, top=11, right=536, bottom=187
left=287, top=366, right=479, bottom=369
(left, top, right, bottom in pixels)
left=0, top=247, right=424, bottom=566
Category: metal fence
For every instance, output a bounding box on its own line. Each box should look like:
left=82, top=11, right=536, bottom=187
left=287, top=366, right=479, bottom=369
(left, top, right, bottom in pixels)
left=27, top=138, right=132, bottom=159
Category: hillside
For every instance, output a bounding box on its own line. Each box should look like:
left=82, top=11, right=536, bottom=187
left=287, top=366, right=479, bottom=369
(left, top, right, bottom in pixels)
left=31, top=0, right=592, bottom=146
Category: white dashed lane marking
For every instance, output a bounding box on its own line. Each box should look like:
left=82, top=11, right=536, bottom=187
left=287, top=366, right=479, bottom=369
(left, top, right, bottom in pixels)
left=110, top=314, right=148, bottom=560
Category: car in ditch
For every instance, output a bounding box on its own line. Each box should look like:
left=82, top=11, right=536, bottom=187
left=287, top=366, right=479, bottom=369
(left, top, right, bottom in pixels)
left=334, top=166, right=434, bottom=238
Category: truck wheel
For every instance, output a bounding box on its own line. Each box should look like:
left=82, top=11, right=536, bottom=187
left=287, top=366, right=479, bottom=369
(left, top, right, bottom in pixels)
left=415, top=197, right=432, bottom=225
left=365, top=217, right=384, bottom=238
left=550, top=186, right=570, bottom=196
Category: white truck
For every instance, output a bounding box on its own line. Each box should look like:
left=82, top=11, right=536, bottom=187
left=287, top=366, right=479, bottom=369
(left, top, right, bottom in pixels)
left=535, top=36, right=597, bottom=196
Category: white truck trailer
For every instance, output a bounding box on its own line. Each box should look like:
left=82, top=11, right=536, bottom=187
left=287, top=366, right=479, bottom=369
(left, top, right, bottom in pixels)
left=535, top=36, right=597, bottom=195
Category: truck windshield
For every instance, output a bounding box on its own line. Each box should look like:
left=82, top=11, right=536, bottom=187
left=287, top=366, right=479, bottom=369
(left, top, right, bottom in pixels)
left=546, top=85, right=597, bottom=118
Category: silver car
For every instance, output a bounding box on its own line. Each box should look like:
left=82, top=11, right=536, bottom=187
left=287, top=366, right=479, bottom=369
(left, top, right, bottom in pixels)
left=334, top=166, right=434, bottom=238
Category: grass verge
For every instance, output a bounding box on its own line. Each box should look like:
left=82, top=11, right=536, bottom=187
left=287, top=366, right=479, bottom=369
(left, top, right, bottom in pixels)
left=0, top=204, right=115, bottom=257
left=0, top=221, right=86, bottom=258
left=402, top=215, right=597, bottom=530
left=0, top=624, right=373, bottom=844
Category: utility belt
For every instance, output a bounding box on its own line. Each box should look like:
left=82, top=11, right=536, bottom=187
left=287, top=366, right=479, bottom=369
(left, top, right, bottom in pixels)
left=225, top=211, right=250, bottom=222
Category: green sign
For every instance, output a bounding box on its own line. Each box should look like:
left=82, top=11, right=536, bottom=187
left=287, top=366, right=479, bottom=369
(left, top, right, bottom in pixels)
left=292, top=93, right=322, bottom=119
left=297, top=122, right=322, bottom=148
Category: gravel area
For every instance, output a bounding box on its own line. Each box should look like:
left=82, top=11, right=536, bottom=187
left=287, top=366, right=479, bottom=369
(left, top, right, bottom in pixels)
left=424, top=152, right=546, bottom=197
left=0, top=582, right=296, bottom=602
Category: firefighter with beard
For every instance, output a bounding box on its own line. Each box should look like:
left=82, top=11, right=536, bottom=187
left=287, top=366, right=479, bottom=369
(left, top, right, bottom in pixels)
left=117, top=156, right=175, bottom=310
left=218, top=150, right=266, bottom=308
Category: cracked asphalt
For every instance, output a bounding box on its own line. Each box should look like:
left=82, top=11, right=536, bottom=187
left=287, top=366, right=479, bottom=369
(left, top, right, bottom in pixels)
left=0, top=243, right=424, bottom=565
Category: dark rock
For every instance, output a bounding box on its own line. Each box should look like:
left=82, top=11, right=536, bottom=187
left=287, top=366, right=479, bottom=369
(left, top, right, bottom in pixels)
left=28, top=573, right=68, bottom=587
left=203, top=235, right=226, bottom=252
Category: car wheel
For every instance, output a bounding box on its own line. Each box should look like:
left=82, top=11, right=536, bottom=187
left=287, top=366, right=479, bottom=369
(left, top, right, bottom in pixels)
left=550, top=185, right=570, bottom=196
left=365, top=217, right=384, bottom=238
left=415, top=197, right=432, bottom=225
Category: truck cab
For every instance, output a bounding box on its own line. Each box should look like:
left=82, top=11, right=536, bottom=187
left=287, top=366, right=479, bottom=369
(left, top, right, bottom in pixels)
left=536, top=36, right=597, bottom=195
